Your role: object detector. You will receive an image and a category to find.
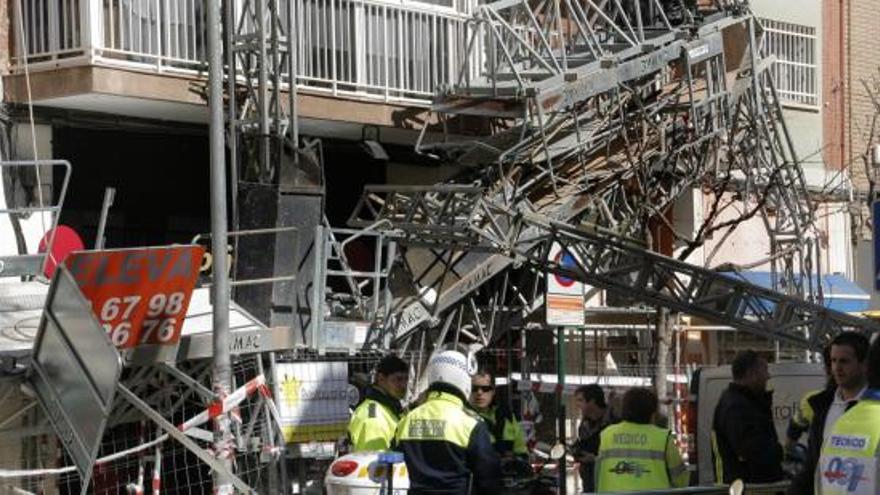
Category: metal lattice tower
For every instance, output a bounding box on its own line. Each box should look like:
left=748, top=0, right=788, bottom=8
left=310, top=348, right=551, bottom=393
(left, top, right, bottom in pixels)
left=226, top=0, right=297, bottom=185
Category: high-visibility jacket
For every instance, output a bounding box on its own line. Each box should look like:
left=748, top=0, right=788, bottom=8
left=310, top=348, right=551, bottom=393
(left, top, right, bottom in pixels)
left=395, top=384, right=502, bottom=494
left=476, top=404, right=528, bottom=456
left=596, top=421, right=688, bottom=493
left=347, top=385, right=402, bottom=452
left=816, top=389, right=880, bottom=495
left=787, top=388, right=822, bottom=441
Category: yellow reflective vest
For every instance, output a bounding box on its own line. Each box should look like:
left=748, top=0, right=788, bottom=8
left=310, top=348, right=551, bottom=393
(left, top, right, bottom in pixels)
left=347, top=386, right=402, bottom=452
left=816, top=391, right=880, bottom=495
left=596, top=421, right=688, bottom=493
left=477, top=405, right=528, bottom=456
left=788, top=388, right=823, bottom=441
left=797, top=389, right=821, bottom=427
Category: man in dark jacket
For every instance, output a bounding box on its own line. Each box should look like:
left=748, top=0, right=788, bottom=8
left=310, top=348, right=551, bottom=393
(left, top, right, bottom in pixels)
left=712, top=350, right=784, bottom=484
left=787, top=332, right=868, bottom=495
left=572, top=384, right=617, bottom=492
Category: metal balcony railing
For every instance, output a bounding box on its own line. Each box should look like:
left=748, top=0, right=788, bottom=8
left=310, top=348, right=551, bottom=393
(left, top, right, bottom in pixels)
left=10, top=0, right=479, bottom=104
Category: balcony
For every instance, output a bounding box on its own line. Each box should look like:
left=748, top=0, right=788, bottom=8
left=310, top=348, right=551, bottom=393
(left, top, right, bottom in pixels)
left=7, top=0, right=479, bottom=122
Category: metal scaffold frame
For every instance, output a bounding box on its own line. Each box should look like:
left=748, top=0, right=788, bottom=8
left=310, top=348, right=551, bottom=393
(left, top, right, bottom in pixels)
left=332, top=1, right=837, bottom=361
left=226, top=0, right=297, bottom=185
left=350, top=187, right=879, bottom=347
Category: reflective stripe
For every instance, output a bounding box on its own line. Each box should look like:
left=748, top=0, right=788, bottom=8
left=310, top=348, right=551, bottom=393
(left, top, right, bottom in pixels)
left=669, top=463, right=687, bottom=477
left=600, top=448, right=666, bottom=460
left=711, top=431, right=724, bottom=483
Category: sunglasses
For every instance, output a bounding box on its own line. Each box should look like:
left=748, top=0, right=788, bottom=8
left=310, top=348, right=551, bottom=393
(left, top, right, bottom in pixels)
left=472, top=385, right=494, bottom=393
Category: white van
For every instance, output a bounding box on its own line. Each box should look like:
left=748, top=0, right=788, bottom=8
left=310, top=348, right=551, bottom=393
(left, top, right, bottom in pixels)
left=691, top=362, right=825, bottom=485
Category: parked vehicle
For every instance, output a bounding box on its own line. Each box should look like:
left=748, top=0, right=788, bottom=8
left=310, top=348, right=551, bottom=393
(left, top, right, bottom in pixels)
left=325, top=452, right=410, bottom=495
left=324, top=451, right=564, bottom=494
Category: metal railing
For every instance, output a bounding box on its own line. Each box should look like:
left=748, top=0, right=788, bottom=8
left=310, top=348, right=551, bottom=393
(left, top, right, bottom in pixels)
left=0, top=160, right=72, bottom=279
left=11, top=0, right=478, bottom=105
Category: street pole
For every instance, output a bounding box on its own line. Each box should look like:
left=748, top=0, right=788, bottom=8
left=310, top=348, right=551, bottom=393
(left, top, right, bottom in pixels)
left=556, top=326, right=567, bottom=495
left=207, top=0, right=233, bottom=492
left=655, top=308, right=671, bottom=419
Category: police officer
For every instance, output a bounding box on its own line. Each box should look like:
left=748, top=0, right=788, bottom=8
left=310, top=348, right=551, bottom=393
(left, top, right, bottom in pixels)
left=816, top=336, right=880, bottom=494
left=469, top=367, right=528, bottom=459
left=348, top=355, right=408, bottom=452
left=596, top=387, right=688, bottom=492
left=787, top=345, right=833, bottom=449
left=395, top=350, right=502, bottom=494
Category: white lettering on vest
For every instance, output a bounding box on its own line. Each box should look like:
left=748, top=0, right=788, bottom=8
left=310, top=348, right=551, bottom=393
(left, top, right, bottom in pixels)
left=613, top=433, right=648, bottom=445
left=830, top=435, right=869, bottom=451
left=409, top=419, right=446, bottom=439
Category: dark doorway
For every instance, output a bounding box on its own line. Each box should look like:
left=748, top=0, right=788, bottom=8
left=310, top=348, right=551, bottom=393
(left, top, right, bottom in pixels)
left=53, top=126, right=211, bottom=248
left=321, top=138, right=386, bottom=227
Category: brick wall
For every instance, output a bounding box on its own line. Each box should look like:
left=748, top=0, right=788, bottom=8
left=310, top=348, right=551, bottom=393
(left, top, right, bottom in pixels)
left=847, top=0, right=880, bottom=192
left=0, top=0, right=9, bottom=70
left=823, top=0, right=845, bottom=171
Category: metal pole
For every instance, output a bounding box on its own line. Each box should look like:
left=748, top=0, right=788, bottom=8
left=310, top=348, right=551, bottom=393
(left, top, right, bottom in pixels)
left=289, top=0, right=299, bottom=148
left=225, top=0, right=240, bottom=289
left=207, top=0, right=233, bottom=491
left=94, top=187, right=115, bottom=249
left=556, top=326, right=567, bottom=495
left=655, top=308, right=671, bottom=419
left=257, top=0, right=270, bottom=179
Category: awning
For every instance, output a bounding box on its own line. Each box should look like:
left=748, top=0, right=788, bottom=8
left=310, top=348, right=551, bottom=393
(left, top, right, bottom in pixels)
left=727, top=272, right=870, bottom=313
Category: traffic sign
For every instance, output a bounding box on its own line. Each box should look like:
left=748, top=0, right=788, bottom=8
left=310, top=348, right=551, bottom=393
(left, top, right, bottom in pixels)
left=37, top=225, right=84, bottom=278
left=546, top=243, right=585, bottom=326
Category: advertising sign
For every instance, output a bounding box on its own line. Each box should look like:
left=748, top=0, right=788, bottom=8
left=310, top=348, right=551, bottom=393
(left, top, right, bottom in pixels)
left=274, top=362, right=349, bottom=443
left=546, top=242, right=585, bottom=326
left=65, top=246, right=204, bottom=348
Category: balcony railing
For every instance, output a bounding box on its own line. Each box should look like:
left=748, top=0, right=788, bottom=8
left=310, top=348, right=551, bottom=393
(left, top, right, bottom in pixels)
left=10, top=0, right=479, bottom=105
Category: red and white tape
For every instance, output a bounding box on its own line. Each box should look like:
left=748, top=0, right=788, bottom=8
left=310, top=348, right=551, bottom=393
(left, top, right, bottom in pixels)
left=178, top=375, right=268, bottom=432
left=152, top=445, right=162, bottom=495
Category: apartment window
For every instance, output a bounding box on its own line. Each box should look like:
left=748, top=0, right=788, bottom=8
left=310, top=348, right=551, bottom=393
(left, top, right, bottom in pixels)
left=760, top=18, right=818, bottom=108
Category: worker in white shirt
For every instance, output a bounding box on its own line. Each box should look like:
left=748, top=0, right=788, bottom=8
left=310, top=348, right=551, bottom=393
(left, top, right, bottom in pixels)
left=788, top=332, right=869, bottom=494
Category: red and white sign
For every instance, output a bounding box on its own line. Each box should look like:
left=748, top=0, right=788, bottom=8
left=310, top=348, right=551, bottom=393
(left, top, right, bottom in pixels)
left=64, top=246, right=204, bottom=349
left=546, top=242, right=585, bottom=326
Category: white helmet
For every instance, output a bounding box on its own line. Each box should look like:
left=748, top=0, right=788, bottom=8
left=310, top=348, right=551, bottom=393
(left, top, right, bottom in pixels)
left=425, top=350, right=477, bottom=400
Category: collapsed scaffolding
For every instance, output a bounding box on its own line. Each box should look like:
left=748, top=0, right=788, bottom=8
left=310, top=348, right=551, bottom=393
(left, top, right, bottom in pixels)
left=2, top=1, right=880, bottom=494
left=347, top=0, right=838, bottom=356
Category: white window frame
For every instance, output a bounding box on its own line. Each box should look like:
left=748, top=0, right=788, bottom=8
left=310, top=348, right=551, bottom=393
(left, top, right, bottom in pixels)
left=760, top=18, right=818, bottom=110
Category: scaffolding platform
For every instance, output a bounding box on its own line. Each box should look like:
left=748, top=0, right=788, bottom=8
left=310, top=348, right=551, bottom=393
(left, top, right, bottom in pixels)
left=0, top=284, right=293, bottom=362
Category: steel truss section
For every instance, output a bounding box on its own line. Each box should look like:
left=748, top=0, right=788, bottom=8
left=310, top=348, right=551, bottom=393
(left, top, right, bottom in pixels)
left=226, top=0, right=296, bottom=183
left=350, top=187, right=880, bottom=348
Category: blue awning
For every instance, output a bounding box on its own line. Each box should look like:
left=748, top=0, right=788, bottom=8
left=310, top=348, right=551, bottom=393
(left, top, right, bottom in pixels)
left=726, top=272, right=869, bottom=313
